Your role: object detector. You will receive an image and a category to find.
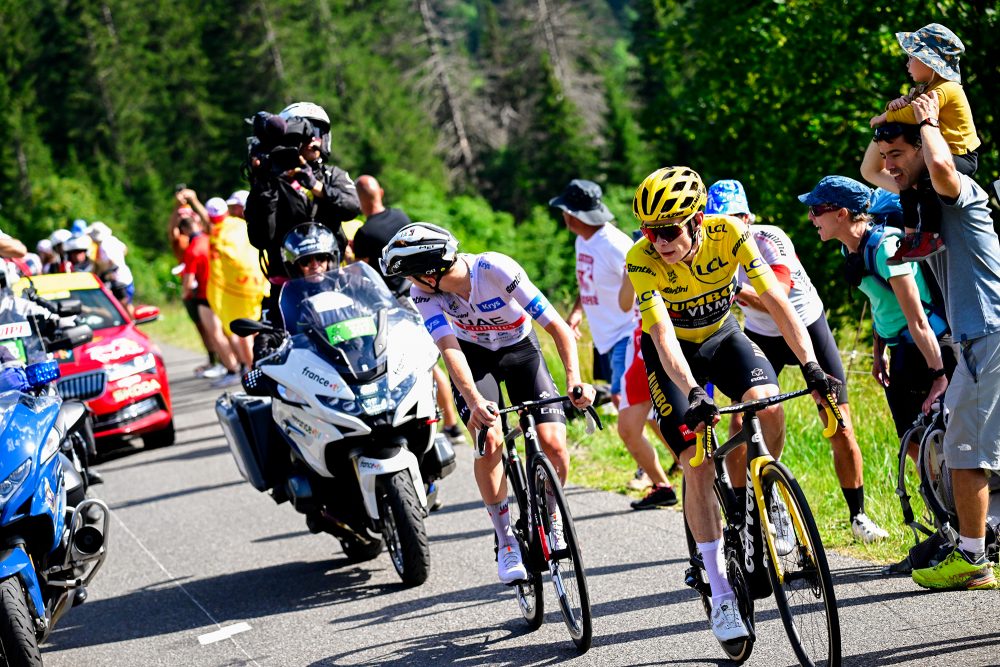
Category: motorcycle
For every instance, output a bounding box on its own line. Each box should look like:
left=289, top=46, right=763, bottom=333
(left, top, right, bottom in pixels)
left=217, top=261, right=455, bottom=586
left=0, top=284, right=109, bottom=664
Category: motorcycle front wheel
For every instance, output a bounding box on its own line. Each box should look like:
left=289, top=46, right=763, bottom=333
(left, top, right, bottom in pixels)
left=377, top=471, right=431, bottom=586
left=0, top=576, right=42, bottom=667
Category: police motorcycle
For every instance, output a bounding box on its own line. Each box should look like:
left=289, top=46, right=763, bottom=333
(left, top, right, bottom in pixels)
left=0, top=278, right=108, bottom=664
left=216, top=258, right=454, bottom=587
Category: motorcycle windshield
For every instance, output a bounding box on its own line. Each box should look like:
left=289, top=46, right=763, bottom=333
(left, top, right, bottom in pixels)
left=280, top=262, right=397, bottom=380
left=0, top=289, right=48, bottom=365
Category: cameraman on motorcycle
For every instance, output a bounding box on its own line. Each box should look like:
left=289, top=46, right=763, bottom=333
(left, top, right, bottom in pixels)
left=244, top=102, right=361, bottom=331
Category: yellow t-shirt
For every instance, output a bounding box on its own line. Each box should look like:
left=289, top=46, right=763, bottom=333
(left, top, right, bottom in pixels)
left=207, top=216, right=269, bottom=313
left=885, top=80, right=980, bottom=155
left=626, top=215, right=777, bottom=343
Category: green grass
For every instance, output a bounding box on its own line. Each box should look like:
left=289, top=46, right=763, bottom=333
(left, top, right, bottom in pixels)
left=147, top=301, right=927, bottom=564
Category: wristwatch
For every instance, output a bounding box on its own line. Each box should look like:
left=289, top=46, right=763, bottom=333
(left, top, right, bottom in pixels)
left=919, top=117, right=941, bottom=129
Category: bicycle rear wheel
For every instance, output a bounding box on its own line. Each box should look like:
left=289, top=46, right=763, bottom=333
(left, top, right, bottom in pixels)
left=532, top=457, right=592, bottom=653
left=505, top=450, right=544, bottom=630
left=760, top=462, right=841, bottom=667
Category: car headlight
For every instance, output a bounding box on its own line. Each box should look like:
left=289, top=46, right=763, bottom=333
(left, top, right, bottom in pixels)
left=0, top=459, right=32, bottom=507
left=106, top=352, right=157, bottom=382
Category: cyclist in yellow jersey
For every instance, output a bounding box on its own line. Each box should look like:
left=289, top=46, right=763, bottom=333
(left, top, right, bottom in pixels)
left=626, top=166, right=844, bottom=645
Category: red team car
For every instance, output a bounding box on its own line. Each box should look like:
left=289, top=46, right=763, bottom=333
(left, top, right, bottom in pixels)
left=17, top=273, right=175, bottom=449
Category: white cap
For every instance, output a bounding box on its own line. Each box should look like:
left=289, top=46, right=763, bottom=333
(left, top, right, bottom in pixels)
left=226, top=190, right=249, bottom=207
left=36, top=239, right=53, bottom=254
left=49, top=229, right=72, bottom=246
left=206, top=197, right=228, bottom=219
left=88, top=221, right=112, bottom=243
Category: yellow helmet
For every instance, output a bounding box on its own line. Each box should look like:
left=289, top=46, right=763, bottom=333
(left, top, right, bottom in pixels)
left=633, top=166, right=707, bottom=225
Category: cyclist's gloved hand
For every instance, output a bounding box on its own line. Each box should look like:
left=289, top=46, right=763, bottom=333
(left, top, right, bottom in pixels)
left=683, top=386, right=719, bottom=432
left=802, top=361, right=841, bottom=399
left=294, top=166, right=318, bottom=190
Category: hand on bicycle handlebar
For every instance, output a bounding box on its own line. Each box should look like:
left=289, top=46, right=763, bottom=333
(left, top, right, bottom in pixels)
left=802, top=361, right=846, bottom=429
left=683, top=386, right=720, bottom=433
left=467, top=395, right=500, bottom=432
left=568, top=383, right=595, bottom=409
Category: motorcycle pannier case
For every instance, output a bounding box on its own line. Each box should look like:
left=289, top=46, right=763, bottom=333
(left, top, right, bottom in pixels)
left=216, top=393, right=283, bottom=491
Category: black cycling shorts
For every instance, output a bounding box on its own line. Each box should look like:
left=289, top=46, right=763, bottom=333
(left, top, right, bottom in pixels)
left=745, top=312, right=848, bottom=405
left=183, top=297, right=209, bottom=323
left=453, top=331, right=566, bottom=438
left=886, top=335, right=959, bottom=437
left=641, top=316, right=779, bottom=457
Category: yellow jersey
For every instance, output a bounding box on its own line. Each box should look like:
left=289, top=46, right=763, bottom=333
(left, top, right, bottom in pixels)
left=626, top=215, right=777, bottom=343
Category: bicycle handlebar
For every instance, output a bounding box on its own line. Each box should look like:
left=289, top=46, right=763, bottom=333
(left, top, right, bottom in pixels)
left=474, top=388, right=604, bottom=454
left=689, top=387, right=842, bottom=468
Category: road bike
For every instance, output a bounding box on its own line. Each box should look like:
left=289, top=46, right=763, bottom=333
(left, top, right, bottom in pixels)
left=477, top=391, right=602, bottom=653
left=683, top=388, right=841, bottom=666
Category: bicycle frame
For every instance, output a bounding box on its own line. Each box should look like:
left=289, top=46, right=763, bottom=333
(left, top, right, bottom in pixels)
left=693, top=388, right=814, bottom=585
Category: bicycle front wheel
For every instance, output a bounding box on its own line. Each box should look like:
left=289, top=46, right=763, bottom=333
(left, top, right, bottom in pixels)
left=504, top=451, right=544, bottom=630
left=760, top=462, right=841, bottom=667
left=532, top=457, right=592, bottom=653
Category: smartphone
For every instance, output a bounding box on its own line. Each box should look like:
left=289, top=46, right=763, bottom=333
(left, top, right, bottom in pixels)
left=175, top=183, right=187, bottom=193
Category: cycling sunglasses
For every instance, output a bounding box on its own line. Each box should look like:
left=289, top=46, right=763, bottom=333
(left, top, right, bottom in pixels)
left=640, top=211, right=698, bottom=243
left=808, top=204, right=840, bottom=217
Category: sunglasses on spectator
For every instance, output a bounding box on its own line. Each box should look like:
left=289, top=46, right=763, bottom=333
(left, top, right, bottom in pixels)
left=873, top=123, right=906, bottom=142
left=296, top=254, right=331, bottom=268
left=808, top=204, right=841, bottom=217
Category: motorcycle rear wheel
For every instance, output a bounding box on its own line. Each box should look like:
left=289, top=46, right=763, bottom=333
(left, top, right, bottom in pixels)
left=377, top=471, right=431, bottom=586
left=0, top=576, right=42, bottom=667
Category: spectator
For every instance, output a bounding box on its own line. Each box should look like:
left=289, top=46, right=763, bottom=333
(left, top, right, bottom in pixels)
left=35, top=239, right=55, bottom=268
left=88, top=222, right=135, bottom=316
left=551, top=178, right=678, bottom=509
left=206, top=197, right=268, bottom=383
left=862, top=107, right=1000, bottom=590
left=180, top=214, right=239, bottom=383
left=169, top=189, right=210, bottom=263
left=227, top=190, right=249, bottom=220
left=45, top=230, right=72, bottom=274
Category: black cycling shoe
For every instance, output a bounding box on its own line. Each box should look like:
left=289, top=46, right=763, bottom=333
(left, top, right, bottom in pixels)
left=630, top=484, right=678, bottom=510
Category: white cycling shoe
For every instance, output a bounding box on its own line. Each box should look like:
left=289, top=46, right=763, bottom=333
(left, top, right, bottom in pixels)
left=498, top=543, right=528, bottom=584
left=711, top=596, right=750, bottom=643
left=852, top=513, right=889, bottom=543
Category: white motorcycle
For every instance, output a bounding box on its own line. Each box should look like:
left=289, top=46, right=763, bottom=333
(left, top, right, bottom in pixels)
left=216, top=262, right=454, bottom=586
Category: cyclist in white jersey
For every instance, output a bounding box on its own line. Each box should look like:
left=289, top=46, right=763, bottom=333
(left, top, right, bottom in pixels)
left=381, top=223, right=595, bottom=584
left=706, top=179, right=888, bottom=543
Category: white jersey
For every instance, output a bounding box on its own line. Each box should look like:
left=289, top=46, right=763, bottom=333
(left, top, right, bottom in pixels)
left=738, top=224, right=824, bottom=337
left=412, top=252, right=557, bottom=352
left=575, top=224, right=637, bottom=354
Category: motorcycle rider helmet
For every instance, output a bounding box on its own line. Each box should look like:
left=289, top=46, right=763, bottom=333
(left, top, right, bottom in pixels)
left=633, top=166, right=707, bottom=226
left=380, top=223, right=459, bottom=281
left=281, top=223, right=340, bottom=277
left=279, top=102, right=331, bottom=159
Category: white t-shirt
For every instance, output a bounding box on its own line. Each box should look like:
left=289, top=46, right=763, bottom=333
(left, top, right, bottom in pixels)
left=97, top=236, right=133, bottom=286
left=738, top=224, right=824, bottom=337
left=575, top=224, right=636, bottom=353
left=412, top=252, right=557, bottom=352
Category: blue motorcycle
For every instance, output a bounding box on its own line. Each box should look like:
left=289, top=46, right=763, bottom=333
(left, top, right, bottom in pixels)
left=0, top=283, right=108, bottom=665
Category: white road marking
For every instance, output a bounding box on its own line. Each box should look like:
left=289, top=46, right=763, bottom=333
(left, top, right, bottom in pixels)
left=198, top=622, right=252, bottom=645
left=111, top=512, right=261, bottom=665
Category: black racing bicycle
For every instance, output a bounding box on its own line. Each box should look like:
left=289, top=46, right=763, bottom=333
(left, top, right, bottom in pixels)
left=477, top=390, right=602, bottom=653
left=683, top=388, right=841, bottom=666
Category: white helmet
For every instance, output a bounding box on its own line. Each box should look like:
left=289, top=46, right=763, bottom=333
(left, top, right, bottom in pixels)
left=380, top=223, right=459, bottom=279
left=279, top=102, right=331, bottom=157
left=49, top=229, right=72, bottom=247
left=63, top=234, right=92, bottom=252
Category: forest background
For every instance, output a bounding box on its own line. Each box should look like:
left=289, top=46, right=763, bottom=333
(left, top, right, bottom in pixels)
left=1, top=0, right=997, bottom=321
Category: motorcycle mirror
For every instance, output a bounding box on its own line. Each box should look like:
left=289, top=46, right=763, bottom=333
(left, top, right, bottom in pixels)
left=231, top=318, right=276, bottom=338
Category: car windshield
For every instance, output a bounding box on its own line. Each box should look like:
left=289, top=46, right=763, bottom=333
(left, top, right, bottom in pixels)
left=54, top=288, right=126, bottom=331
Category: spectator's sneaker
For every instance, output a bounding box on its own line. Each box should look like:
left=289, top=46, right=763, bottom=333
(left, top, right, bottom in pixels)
left=442, top=424, right=466, bottom=446
left=852, top=513, right=889, bottom=544
left=901, top=232, right=946, bottom=262
left=200, top=363, right=228, bottom=379
left=211, top=371, right=243, bottom=389
left=886, top=233, right=916, bottom=266
left=497, top=543, right=528, bottom=584
left=912, top=547, right=997, bottom=590
left=768, top=489, right=795, bottom=557
left=711, top=597, right=749, bottom=643
left=630, top=484, right=678, bottom=510
left=627, top=467, right=652, bottom=491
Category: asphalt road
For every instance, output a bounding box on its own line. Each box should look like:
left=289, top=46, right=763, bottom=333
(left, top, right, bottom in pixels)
left=42, top=345, right=1000, bottom=666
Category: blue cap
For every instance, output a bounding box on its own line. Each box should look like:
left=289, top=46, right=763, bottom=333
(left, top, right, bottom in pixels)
left=70, top=219, right=88, bottom=234
left=798, top=176, right=872, bottom=214
left=705, top=180, right=750, bottom=216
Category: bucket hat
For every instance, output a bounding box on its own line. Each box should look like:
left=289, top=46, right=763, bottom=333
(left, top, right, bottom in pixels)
left=896, top=23, right=964, bottom=83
